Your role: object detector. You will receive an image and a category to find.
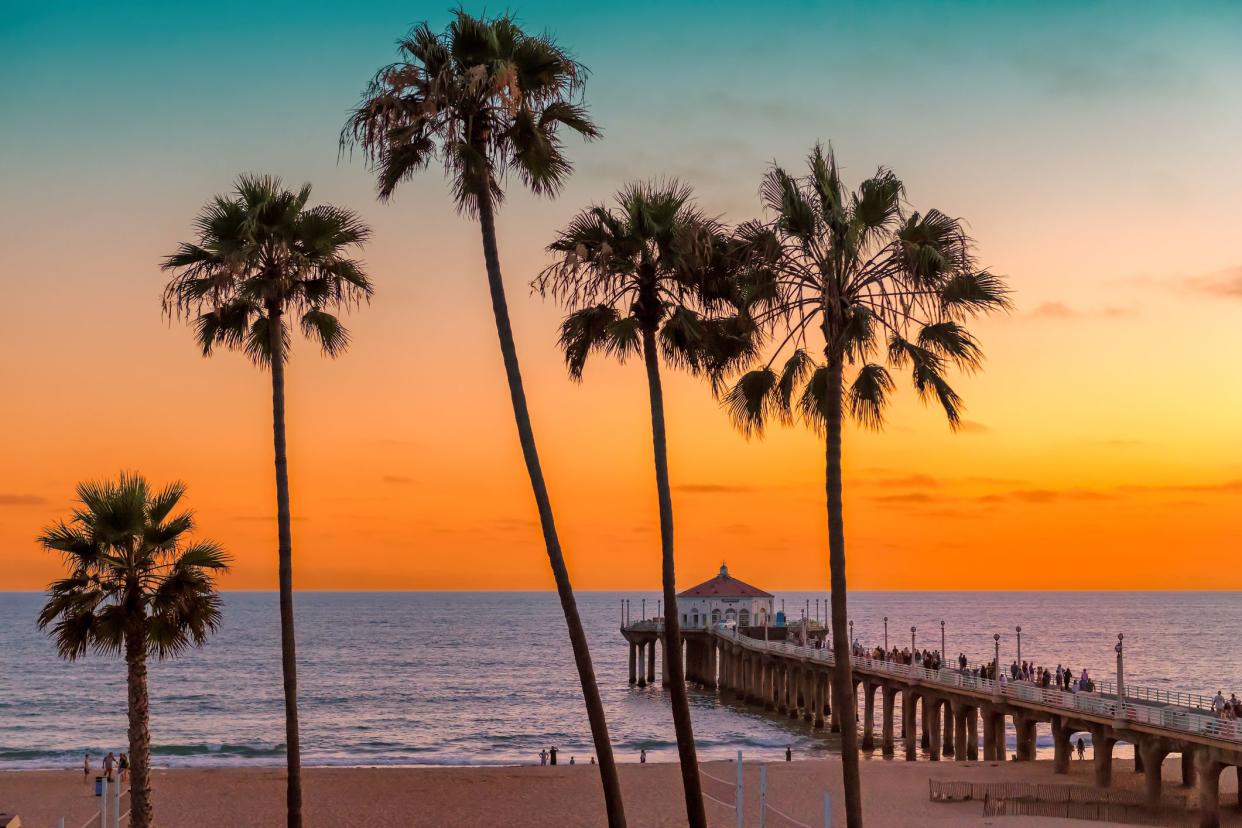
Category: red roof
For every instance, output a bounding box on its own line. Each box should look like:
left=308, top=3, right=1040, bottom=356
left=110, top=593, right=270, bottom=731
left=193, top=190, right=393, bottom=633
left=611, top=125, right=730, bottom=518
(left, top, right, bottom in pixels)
left=678, top=564, right=772, bottom=598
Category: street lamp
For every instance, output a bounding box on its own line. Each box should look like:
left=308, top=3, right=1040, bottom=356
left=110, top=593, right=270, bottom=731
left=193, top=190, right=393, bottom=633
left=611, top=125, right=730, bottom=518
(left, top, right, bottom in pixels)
left=642, top=599, right=646, bottom=621
left=940, top=620, right=946, bottom=657
left=625, top=599, right=630, bottom=626
left=1115, top=633, right=1126, bottom=721
left=993, top=633, right=1001, bottom=700
left=849, top=619, right=854, bottom=646
left=911, top=626, right=917, bottom=652
left=619, top=598, right=624, bottom=629
left=883, top=616, right=888, bottom=650
left=1016, top=625, right=1022, bottom=667
left=815, top=598, right=820, bottom=626
left=657, top=599, right=661, bottom=620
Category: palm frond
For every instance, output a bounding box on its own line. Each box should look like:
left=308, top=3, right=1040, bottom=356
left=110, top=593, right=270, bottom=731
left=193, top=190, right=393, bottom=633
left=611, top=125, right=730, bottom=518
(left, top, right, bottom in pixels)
left=722, top=368, right=780, bottom=437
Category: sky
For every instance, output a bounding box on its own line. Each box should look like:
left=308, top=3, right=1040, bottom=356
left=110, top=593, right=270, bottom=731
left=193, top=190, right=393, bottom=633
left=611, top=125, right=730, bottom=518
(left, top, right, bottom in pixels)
left=1, top=1, right=1240, bottom=591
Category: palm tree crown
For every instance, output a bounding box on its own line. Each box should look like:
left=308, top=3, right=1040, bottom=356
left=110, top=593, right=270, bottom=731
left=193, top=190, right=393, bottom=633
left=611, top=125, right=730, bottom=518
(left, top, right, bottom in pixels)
left=536, top=180, right=738, bottom=377
left=342, top=10, right=600, bottom=212
left=724, top=144, right=1009, bottom=432
left=37, top=472, right=229, bottom=661
left=161, top=174, right=373, bottom=364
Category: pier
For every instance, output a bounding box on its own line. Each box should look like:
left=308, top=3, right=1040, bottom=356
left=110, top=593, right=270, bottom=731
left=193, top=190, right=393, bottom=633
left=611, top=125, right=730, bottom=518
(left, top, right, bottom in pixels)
left=621, top=620, right=1242, bottom=827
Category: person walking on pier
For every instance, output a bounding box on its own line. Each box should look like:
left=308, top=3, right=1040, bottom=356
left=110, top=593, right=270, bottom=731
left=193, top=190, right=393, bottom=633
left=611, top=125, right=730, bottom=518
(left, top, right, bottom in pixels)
left=1213, top=690, right=1226, bottom=716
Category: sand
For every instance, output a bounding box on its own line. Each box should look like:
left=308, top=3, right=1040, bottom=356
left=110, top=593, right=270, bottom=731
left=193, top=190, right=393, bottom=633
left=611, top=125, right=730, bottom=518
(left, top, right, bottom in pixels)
left=3, top=756, right=1239, bottom=827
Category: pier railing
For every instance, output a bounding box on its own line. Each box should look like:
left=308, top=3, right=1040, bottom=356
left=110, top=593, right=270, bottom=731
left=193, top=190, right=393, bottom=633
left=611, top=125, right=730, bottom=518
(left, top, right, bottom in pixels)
left=710, top=627, right=1242, bottom=745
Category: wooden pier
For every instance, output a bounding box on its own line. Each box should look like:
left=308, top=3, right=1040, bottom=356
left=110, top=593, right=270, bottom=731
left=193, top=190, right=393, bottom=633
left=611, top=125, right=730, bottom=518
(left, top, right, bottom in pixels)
left=622, top=622, right=1242, bottom=827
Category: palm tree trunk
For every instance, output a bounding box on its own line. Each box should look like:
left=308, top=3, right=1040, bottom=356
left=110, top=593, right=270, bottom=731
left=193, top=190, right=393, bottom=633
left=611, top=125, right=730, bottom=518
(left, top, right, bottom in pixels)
left=476, top=194, right=626, bottom=828
left=826, top=357, right=863, bottom=827
left=269, top=306, right=303, bottom=828
left=125, top=617, right=153, bottom=828
left=641, top=325, right=706, bottom=828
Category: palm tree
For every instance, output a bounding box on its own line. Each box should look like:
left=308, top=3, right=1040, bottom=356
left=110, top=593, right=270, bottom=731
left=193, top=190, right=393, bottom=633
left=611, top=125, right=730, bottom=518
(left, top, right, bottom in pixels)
left=340, top=13, right=624, bottom=824
left=37, top=472, right=229, bottom=828
left=537, top=181, right=748, bottom=828
left=722, top=145, right=1010, bottom=828
left=161, top=175, right=373, bottom=828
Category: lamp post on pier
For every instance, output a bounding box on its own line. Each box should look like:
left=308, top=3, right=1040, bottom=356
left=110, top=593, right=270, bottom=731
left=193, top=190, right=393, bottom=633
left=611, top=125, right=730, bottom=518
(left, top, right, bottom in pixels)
left=993, top=633, right=1001, bottom=700
left=849, top=620, right=854, bottom=647
left=619, top=599, right=624, bottom=629
left=1114, top=633, right=1126, bottom=723
left=625, top=599, right=630, bottom=626
left=911, top=626, right=916, bottom=653
left=940, top=620, right=945, bottom=658
left=642, top=599, right=646, bottom=621
left=883, top=616, right=888, bottom=650
left=815, top=599, right=820, bottom=626
left=1015, top=625, right=1022, bottom=667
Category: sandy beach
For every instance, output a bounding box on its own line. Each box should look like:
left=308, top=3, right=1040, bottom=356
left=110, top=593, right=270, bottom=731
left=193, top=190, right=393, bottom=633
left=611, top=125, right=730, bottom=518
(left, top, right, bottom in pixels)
left=3, top=756, right=1239, bottom=827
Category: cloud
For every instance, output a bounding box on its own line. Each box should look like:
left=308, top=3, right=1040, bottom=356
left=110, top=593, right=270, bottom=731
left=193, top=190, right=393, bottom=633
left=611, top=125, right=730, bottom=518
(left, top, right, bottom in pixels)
left=382, top=475, right=415, bottom=485
left=957, top=420, right=990, bottom=434
left=1118, top=479, right=1242, bottom=495
left=1186, top=266, right=1242, bottom=299
left=976, top=488, right=1113, bottom=504
left=1028, top=302, right=1135, bottom=319
left=674, top=483, right=756, bottom=494
left=869, top=474, right=939, bottom=488
left=0, top=493, right=48, bottom=506
left=870, top=492, right=937, bottom=504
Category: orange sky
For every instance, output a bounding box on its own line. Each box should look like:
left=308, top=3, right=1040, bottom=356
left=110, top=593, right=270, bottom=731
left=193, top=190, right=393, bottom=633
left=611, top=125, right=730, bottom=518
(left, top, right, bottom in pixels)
left=2, top=4, right=1240, bottom=591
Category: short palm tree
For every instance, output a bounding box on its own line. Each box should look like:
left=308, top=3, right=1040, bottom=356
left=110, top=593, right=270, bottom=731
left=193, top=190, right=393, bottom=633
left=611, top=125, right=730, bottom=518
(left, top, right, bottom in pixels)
left=342, top=13, right=626, bottom=825
left=37, top=473, right=229, bottom=828
left=162, top=175, right=372, bottom=828
left=723, top=145, right=1009, bottom=828
left=537, top=181, right=742, bottom=828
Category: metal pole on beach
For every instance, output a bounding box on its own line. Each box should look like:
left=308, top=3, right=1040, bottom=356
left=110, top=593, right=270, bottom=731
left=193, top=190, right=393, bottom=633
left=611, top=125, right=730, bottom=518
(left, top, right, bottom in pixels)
left=114, top=771, right=121, bottom=828
left=735, top=751, right=744, bottom=828
left=759, top=765, right=768, bottom=828
left=101, top=776, right=108, bottom=828
left=823, top=791, right=832, bottom=827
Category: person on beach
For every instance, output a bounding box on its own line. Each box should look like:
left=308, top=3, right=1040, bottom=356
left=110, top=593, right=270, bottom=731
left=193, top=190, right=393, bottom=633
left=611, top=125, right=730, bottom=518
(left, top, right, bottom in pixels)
left=640, top=749, right=646, bottom=764
left=1077, top=737, right=1086, bottom=760
left=102, top=751, right=115, bottom=782
left=569, top=756, right=575, bottom=765
left=119, top=752, right=129, bottom=784
left=549, top=746, right=558, bottom=766
left=83, top=752, right=90, bottom=780
left=785, top=746, right=792, bottom=762
left=539, top=748, right=547, bottom=766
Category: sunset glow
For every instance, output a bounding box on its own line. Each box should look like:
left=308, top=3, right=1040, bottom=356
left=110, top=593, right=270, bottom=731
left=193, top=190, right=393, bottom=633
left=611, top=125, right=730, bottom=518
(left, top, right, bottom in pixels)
left=3, top=1, right=1240, bottom=591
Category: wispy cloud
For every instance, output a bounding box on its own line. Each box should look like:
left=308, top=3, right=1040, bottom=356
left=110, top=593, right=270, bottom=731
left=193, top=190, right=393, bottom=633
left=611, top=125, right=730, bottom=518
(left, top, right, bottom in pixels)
left=1028, top=302, right=1135, bottom=319
left=870, top=492, right=937, bottom=504
left=674, top=483, right=756, bottom=494
left=1186, top=266, right=1242, bottom=299
left=1119, top=479, right=1242, bottom=494
left=0, top=493, right=48, bottom=506
left=868, top=474, right=940, bottom=488
left=957, top=420, right=990, bottom=434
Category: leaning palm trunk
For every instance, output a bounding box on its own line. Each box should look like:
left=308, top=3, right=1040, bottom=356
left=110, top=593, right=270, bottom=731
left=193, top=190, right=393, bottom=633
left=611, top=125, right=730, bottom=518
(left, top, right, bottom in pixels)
left=269, top=306, right=304, bottom=828
left=125, top=618, right=153, bottom=828
left=477, top=195, right=626, bottom=826
left=641, top=327, right=707, bottom=827
left=825, top=357, right=862, bottom=828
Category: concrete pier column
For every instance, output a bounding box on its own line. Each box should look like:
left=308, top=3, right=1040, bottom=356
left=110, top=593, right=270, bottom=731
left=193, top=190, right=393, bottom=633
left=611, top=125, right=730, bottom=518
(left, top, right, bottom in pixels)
left=1196, top=753, right=1224, bottom=828
left=1013, top=717, right=1036, bottom=761
left=1133, top=743, right=1144, bottom=774
left=1091, top=727, right=1115, bottom=788
left=921, top=697, right=931, bottom=750
left=942, top=700, right=954, bottom=758
left=966, top=707, right=979, bottom=761
left=787, top=666, right=799, bottom=718
left=705, top=641, right=717, bottom=688
left=993, top=712, right=1007, bottom=762
left=1181, top=749, right=1196, bottom=787
left=828, top=677, right=840, bottom=733
left=952, top=702, right=968, bottom=761
left=811, top=673, right=824, bottom=729
left=802, top=669, right=814, bottom=722
left=982, top=710, right=996, bottom=761
left=647, top=639, right=657, bottom=685
left=661, top=636, right=671, bottom=687
left=763, top=660, right=775, bottom=710
left=1051, top=716, right=1071, bottom=774
left=861, top=683, right=876, bottom=751
left=928, top=699, right=942, bottom=761
left=628, top=642, right=637, bottom=685
left=903, top=690, right=918, bottom=760
left=1140, top=738, right=1169, bottom=807
left=637, top=642, right=647, bottom=687
left=881, top=686, right=896, bottom=757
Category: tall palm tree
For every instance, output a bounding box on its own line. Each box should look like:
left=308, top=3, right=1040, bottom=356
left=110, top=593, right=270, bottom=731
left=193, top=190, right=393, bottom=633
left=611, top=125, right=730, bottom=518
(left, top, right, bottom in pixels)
left=537, top=181, right=746, bottom=828
left=722, top=145, right=1010, bottom=828
left=37, top=472, right=229, bottom=828
left=161, top=175, right=372, bottom=828
left=341, top=13, right=626, bottom=825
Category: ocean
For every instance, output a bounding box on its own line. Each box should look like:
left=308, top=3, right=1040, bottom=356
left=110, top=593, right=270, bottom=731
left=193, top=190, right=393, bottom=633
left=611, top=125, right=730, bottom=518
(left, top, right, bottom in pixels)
left=2, top=591, right=1239, bottom=769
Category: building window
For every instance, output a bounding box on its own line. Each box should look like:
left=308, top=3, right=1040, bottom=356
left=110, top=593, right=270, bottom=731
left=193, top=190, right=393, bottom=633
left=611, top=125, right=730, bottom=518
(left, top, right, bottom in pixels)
left=711, top=609, right=721, bottom=624
left=739, top=609, right=751, bottom=627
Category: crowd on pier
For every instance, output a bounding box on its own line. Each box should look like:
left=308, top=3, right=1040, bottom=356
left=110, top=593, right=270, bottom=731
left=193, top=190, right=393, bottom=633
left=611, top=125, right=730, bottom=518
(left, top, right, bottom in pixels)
left=847, top=640, right=1099, bottom=694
